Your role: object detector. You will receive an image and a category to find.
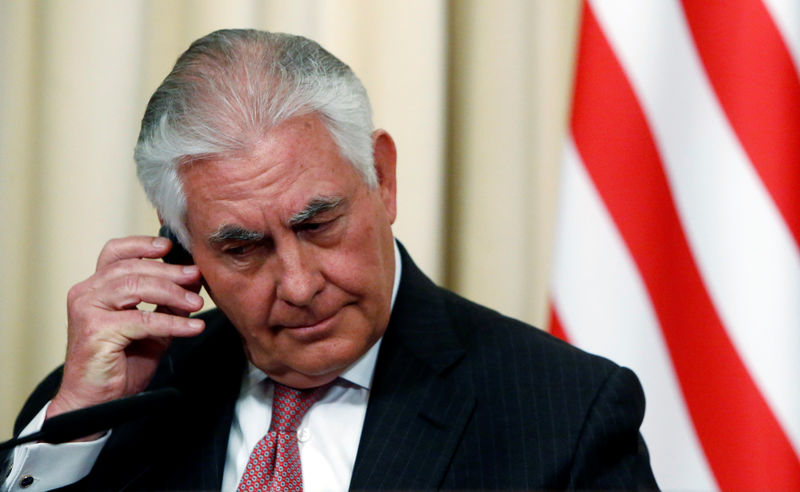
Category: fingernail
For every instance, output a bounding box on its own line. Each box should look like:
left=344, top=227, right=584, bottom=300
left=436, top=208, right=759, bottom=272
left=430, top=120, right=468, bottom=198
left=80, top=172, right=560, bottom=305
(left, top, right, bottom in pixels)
left=153, top=237, right=170, bottom=248
left=183, top=265, right=199, bottom=275
left=186, top=292, right=203, bottom=306
left=188, top=319, right=204, bottom=329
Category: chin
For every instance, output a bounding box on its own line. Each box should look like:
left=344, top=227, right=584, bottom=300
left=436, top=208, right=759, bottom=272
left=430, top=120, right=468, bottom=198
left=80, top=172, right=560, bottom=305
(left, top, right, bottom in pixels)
left=248, top=339, right=366, bottom=387
left=262, top=361, right=347, bottom=389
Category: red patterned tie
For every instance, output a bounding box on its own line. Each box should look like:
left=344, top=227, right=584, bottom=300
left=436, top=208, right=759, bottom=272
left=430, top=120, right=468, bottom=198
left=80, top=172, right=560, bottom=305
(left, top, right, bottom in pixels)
left=237, top=382, right=332, bottom=492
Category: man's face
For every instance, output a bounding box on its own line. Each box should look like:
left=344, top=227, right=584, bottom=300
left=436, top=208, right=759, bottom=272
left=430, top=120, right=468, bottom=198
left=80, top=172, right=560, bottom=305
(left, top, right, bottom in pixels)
left=180, top=114, right=397, bottom=388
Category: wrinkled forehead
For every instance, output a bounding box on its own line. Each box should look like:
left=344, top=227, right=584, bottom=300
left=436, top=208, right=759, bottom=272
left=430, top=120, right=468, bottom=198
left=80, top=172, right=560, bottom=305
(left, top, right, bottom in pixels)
left=179, top=114, right=333, bottom=184
left=178, top=115, right=365, bottom=229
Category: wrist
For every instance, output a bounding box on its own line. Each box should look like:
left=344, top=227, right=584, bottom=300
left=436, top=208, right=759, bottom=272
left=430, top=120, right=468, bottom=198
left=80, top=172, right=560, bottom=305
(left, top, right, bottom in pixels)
left=45, top=395, right=106, bottom=442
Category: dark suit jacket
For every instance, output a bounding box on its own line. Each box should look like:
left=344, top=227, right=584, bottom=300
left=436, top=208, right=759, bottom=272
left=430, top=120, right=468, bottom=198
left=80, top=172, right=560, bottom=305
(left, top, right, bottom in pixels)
left=5, top=246, right=657, bottom=490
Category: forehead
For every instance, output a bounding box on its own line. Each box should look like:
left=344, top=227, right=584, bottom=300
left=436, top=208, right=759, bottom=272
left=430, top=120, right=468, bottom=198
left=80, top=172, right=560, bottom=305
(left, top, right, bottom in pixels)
left=179, top=115, right=361, bottom=228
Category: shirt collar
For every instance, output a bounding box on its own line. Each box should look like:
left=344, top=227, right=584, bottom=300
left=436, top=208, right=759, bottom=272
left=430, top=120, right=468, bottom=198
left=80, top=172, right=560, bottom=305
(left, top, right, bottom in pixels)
left=243, top=239, right=402, bottom=392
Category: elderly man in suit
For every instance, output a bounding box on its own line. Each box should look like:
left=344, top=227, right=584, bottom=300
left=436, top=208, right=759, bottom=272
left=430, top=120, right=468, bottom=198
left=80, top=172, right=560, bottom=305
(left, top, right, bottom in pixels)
left=2, top=30, right=657, bottom=490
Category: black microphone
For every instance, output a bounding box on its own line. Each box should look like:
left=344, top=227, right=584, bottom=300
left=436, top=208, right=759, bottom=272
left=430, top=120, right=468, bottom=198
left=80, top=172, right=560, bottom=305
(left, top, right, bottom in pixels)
left=0, top=387, right=180, bottom=451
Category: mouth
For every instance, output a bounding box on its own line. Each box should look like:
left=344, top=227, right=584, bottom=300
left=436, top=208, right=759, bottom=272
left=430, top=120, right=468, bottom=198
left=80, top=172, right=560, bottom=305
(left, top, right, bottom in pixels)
left=286, top=312, right=336, bottom=330
left=275, top=309, right=341, bottom=341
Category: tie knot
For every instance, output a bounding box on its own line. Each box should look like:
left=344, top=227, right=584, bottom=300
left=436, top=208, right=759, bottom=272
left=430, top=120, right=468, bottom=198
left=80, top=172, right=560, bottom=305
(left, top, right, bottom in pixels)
left=269, top=381, right=332, bottom=433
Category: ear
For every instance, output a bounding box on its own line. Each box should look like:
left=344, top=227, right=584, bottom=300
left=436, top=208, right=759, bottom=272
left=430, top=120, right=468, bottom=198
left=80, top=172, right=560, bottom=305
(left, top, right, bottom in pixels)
left=157, top=212, right=165, bottom=226
left=372, top=129, right=397, bottom=224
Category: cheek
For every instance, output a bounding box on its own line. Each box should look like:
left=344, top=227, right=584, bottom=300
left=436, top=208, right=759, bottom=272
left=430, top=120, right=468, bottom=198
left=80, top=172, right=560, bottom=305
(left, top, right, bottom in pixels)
left=199, top=261, right=273, bottom=324
left=326, top=247, right=389, bottom=306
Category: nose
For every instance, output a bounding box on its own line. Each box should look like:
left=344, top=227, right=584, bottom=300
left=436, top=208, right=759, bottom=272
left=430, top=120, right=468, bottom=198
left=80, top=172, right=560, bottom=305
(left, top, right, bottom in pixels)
left=275, top=241, right=324, bottom=307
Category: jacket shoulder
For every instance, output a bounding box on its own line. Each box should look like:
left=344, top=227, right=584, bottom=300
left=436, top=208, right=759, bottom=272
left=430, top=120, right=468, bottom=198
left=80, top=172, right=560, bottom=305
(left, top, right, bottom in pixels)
left=432, top=288, right=655, bottom=488
left=439, top=287, right=620, bottom=380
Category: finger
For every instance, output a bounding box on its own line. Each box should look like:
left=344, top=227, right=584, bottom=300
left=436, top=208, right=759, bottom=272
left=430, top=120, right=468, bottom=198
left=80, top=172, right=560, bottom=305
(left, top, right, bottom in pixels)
left=96, top=236, right=174, bottom=271
left=111, top=310, right=205, bottom=341
left=94, top=274, right=205, bottom=312
left=155, top=304, right=192, bottom=318
left=99, top=258, right=202, bottom=287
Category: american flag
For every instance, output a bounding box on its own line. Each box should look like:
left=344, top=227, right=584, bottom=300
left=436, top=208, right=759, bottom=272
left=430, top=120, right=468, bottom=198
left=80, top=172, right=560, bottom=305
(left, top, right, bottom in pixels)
left=549, top=0, right=800, bottom=489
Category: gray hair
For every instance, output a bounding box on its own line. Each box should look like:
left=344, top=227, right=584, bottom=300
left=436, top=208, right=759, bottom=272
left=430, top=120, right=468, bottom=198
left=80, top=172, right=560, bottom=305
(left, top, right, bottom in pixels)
left=134, top=29, right=376, bottom=250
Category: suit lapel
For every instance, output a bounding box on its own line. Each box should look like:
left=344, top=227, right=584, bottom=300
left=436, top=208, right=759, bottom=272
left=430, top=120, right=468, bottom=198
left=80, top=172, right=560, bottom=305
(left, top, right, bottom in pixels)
left=350, top=245, right=476, bottom=490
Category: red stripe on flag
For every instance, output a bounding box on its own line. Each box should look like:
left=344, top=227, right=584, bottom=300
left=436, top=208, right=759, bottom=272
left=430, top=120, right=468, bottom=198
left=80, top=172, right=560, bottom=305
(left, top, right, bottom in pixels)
left=571, top=4, right=800, bottom=490
left=548, top=306, right=570, bottom=343
left=681, top=0, right=800, bottom=251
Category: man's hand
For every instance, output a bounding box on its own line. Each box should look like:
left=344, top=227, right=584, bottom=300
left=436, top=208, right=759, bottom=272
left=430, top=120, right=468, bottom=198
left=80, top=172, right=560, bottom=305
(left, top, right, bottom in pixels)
left=47, top=236, right=205, bottom=422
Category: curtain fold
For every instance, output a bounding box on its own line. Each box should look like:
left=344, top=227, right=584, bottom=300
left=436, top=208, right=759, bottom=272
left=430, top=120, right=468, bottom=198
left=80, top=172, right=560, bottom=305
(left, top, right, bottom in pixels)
left=447, top=0, right=579, bottom=324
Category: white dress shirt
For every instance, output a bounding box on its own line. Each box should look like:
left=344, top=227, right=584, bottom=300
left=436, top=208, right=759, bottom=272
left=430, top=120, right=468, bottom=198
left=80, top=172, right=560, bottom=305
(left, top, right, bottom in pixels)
left=2, top=241, right=401, bottom=492
left=221, top=340, right=381, bottom=491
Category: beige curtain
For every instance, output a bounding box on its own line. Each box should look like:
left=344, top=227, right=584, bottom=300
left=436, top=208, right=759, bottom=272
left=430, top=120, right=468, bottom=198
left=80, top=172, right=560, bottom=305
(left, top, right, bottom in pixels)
left=0, top=0, right=580, bottom=438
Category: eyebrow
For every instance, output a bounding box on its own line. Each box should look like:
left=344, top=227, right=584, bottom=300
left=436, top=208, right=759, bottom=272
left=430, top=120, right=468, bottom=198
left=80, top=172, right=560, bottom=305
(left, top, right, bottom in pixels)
left=288, top=196, right=344, bottom=226
left=208, top=224, right=265, bottom=245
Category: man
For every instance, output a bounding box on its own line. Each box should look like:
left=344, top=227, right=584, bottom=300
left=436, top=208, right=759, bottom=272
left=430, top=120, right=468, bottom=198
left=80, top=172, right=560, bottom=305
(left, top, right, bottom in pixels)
left=2, top=30, right=657, bottom=490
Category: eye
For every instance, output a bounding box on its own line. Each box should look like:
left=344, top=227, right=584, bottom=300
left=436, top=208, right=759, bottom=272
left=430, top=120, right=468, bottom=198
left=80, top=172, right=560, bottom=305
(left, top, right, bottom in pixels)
left=301, top=222, right=325, bottom=231
left=296, top=218, right=335, bottom=234
left=223, top=243, right=257, bottom=257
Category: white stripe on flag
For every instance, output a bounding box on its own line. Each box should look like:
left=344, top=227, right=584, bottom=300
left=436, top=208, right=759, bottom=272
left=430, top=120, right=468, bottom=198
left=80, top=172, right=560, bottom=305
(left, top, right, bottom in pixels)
left=762, top=0, right=800, bottom=70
